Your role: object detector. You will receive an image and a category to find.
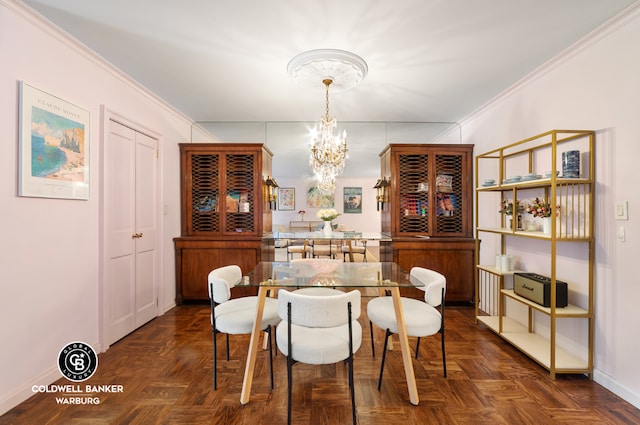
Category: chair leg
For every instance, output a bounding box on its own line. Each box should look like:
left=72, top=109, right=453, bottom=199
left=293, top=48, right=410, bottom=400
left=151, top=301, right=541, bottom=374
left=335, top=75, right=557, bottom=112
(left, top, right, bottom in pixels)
left=225, top=333, right=230, bottom=361
left=441, top=331, right=447, bottom=378
left=415, top=337, right=421, bottom=359
left=348, top=354, right=356, bottom=425
left=268, top=325, right=274, bottom=389
left=377, top=329, right=392, bottom=390
left=287, top=302, right=293, bottom=425
left=213, top=329, right=217, bottom=390
left=369, top=320, right=375, bottom=357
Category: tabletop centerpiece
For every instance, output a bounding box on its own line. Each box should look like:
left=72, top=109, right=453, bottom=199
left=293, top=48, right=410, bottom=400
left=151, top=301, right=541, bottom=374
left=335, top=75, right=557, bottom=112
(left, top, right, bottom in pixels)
left=317, top=208, right=341, bottom=236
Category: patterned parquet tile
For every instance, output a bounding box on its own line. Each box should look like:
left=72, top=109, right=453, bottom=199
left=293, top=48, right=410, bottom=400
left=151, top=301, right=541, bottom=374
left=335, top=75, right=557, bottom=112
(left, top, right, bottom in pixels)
left=1, top=300, right=638, bottom=424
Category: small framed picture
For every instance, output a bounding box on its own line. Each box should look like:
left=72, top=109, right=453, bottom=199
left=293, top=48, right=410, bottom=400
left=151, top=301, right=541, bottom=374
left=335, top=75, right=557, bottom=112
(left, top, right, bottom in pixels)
left=278, top=187, right=295, bottom=210
left=343, top=187, right=362, bottom=214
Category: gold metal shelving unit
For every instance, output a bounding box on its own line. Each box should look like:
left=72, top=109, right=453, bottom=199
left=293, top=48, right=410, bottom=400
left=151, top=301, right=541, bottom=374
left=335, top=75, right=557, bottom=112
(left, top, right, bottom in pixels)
left=474, top=130, right=595, bottom=379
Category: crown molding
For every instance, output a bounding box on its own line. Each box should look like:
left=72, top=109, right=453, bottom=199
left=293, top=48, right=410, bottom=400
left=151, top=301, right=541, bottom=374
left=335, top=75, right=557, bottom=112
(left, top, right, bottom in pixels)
left=459, top=1, right=640, bottom=127
left=3, top=0, right=193, bottom=125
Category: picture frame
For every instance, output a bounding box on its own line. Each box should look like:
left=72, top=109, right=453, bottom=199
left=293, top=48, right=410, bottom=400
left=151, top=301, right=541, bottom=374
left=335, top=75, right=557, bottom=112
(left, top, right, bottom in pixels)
left=278, top=187, right=295, bottom=210
left=19, top=82, right=90, bottom=200
left=306, top=187, right=334, bottom=208
left=343, top=187, right=362, bottom=213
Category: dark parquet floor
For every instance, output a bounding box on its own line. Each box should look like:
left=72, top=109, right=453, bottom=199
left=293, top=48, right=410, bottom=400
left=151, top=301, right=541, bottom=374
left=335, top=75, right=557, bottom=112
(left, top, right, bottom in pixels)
left=2, top=299, right=639, bottom=424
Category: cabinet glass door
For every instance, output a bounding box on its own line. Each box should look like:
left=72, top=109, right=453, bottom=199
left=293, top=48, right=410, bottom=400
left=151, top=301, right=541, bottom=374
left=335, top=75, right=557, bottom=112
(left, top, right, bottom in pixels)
left=188, top=152, right=220, bottom=234
left=434, top=153, right=466, bottom=236
left=398, top=153, right=430, bottom=234
left=223, top=153, right=256, bottom=234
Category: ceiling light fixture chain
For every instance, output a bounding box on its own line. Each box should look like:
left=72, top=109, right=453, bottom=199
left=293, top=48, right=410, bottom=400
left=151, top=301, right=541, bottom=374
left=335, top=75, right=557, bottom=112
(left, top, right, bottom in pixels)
left=309, top=78, right=348, bottom=184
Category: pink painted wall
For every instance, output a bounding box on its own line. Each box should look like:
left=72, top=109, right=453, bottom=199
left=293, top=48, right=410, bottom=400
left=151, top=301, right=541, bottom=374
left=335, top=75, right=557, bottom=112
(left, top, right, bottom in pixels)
left=0, top=0, right=190, bottom=412
left=460, top=5, right=640, bottom=408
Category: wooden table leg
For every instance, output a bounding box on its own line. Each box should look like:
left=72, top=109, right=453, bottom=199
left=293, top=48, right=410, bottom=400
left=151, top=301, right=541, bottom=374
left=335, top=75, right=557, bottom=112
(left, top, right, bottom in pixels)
left=389, top=287, right=420, bottom=405
left=240, top=286, right=268, bottom=404
left=347, top=240, right=354, bottom=262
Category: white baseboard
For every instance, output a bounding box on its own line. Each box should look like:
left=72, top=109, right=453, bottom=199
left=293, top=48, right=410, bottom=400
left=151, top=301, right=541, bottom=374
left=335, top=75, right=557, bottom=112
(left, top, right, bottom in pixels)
left=0, top=366, right=59, bottom=416
left=594, top=369, right=640, bottom=410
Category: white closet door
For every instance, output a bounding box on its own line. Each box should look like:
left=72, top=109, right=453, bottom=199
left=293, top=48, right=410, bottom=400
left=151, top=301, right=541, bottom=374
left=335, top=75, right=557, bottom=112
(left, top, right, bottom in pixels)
left=106, top=120, right=158, bottom=344
left=134, top=131, right=158, bottom=327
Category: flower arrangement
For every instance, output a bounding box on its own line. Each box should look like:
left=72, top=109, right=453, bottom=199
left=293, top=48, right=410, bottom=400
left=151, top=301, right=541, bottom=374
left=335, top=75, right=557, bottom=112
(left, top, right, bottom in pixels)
left=298, top=210, right=306, bottom=220
left=499, top=199, right=522, bottom=216
left=317, top=208, right=340, bottom=221
left=525, top=198, right=557, bottom=218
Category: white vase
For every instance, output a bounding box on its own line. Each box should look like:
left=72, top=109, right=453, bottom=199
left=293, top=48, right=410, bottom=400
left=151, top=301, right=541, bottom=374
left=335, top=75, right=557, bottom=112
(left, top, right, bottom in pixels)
left=323, top=221, right=332, bottom=236
left=542, top=217, right=552, bottom=235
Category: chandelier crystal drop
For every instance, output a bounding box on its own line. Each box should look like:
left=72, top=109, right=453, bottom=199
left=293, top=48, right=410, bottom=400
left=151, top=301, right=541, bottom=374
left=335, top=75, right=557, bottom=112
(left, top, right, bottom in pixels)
left=309, top=79, right=348, bottom=191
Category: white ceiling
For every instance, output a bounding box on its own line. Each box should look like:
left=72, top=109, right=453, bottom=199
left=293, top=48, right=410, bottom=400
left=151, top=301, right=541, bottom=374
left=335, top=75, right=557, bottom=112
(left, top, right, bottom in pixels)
left=21, top=0, right=637, bottom=178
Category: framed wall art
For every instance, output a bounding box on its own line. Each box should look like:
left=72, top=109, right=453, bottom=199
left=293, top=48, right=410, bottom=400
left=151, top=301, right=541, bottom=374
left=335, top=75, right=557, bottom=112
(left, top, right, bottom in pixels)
left=343, top=187, right=362, bottom=213
left=278, top=187, right=295, bottom=210
left=306, top=187, right=334, bottom=208
left=18, top=81, right=90, bottom=200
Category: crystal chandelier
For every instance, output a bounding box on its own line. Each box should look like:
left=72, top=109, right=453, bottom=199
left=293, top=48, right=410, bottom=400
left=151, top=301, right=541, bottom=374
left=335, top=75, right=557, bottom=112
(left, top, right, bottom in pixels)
left=308, top=78, right=348, bottom=191
left=287, top=49, right=368, bottom=193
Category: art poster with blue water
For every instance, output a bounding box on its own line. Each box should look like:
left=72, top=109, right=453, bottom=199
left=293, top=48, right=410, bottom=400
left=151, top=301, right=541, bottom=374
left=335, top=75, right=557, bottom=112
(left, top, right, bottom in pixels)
left=19, top=82, right=90, bottom=199
left=30, top=106, right=85, bottom=179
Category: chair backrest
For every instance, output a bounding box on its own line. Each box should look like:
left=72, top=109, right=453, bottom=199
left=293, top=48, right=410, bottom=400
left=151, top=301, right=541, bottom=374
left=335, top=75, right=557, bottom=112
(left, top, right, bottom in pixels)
left=410, top=267, right=446, bottom=307
left=208, top=265, right=242, bottom=304
left=277, top=289, right=361, bottom=328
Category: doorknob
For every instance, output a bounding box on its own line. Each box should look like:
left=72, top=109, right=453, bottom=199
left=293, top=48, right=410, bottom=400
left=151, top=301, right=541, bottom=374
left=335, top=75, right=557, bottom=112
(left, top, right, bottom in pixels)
left=131, top=233, right=143, bottom=239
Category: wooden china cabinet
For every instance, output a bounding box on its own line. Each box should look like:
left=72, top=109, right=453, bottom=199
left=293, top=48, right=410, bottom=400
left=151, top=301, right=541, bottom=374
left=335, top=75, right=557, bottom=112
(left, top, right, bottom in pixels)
left=174, top=143, right=273, bottom=304
left=379, top=144, right=475, bottom=303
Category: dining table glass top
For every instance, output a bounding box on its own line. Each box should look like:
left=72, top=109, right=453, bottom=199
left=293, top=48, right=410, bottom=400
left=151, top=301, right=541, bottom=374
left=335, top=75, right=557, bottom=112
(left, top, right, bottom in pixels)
left=241, top=261, right=422, bottom=288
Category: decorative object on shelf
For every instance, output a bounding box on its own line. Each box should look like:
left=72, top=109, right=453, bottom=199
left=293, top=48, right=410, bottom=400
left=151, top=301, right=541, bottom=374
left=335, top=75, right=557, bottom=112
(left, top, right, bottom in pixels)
left=562, top=150, right=580, bottom=178
left=288, top=49, right=367, bottom=192
left=525, top=197, right=557, bottom=218
left=297, top=210, right=306, bottom=221
left=317, top=208, right=340, bottom=236
left=436, top=174, right=453, bottom=193
left=495, top=254, right=514, bottom=271
left=373, top=177, right=389, bottom=211
left=499, top=199, right=523, bottom=216
left=524, top=197, right=558, bottom=235
left=499, top=199, right=524, bottom=230
left=264, top=176, right=279, bottom=210
left=437, top=193, right=456, bottom=216
left=196, top=195, right=216, bottom=212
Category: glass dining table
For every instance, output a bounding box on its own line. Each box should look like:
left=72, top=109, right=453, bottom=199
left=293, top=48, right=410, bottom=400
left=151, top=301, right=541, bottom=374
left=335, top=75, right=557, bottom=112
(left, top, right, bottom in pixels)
left=238, top=261, right=424, bottom=406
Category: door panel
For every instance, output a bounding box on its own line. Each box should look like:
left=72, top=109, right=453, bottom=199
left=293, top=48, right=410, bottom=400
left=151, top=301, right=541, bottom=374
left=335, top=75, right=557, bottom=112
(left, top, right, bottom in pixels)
left=135, top=131, right=158, bottom=326
left=106, top=119, right=158, bottom=345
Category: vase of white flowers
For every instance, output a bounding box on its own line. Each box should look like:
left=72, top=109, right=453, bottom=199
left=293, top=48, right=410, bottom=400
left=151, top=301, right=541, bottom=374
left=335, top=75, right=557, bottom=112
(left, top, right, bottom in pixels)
left=317, top=208, right=340, bottom=236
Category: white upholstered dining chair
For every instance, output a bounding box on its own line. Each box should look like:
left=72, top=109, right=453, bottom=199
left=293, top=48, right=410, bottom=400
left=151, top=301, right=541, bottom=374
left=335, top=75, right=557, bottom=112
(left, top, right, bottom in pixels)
left=208, top=265, right=281, bottom=390
left=276, top=289, right=362, bottom=425
left=367, top=266, right=446, bottom=389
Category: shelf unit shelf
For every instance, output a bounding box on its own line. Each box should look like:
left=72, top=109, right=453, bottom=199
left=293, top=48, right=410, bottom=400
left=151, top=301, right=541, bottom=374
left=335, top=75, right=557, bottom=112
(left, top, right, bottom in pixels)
left=477, top=315, right=589, bottom=371
left=475, top=227, right=592, bottom=242
left=474, top=129, right=595, bottom=379
left=501, top=289, right=590, bottom=317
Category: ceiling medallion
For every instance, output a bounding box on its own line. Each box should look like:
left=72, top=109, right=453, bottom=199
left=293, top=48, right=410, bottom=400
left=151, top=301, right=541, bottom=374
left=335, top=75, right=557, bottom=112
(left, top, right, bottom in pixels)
left=287, top=49, right=368, bottom=92
left=288, top=49, right=367, bottom=193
